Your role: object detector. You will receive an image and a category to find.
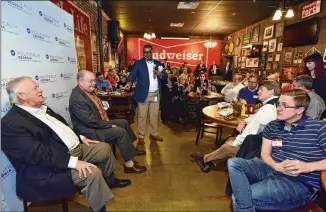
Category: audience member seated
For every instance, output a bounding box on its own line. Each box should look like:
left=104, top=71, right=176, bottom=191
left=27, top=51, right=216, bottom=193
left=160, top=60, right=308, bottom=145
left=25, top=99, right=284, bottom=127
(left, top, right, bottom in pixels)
left=96, top=72, right=112, bottom=92
left=162, top=58, right=171, bottom=70
left=117, top=74, right=128, bottom=90
left=221, top=74, right=245, bottom=102
left=190, top=80, right=279, bottom=172
left=180, top=61, right=191, bottom=74
left=292, top=74, right=325, bottom=119
left=221, top=61, right=232, bottom=81
left=195, top=60, right=207, bottom=76
left=238, top=74, right=259, bottom=105
left=209, top=60, right=220, bottom=77
left=170, top=75, right=190, bottom=123
left=69, top=70, right=147, bottom=174
left=106, top=69, right=118, bottom=88
left=168, top=70, right=178, bottom=86
left=192, top=72, right=208, bottom=93
left=228, top=89, right=326, bottom=211
left=1, top=77, right=131, bottom=212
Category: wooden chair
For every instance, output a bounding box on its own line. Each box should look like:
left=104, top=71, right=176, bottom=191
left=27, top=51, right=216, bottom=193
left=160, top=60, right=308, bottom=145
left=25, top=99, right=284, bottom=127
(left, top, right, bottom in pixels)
left=23, top=198, right=68, bottom=212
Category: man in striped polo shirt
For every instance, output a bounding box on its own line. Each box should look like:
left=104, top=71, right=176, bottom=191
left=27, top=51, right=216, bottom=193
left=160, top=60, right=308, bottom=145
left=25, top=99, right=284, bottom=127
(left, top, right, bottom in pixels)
left=228, top=89, right=326, bottom=212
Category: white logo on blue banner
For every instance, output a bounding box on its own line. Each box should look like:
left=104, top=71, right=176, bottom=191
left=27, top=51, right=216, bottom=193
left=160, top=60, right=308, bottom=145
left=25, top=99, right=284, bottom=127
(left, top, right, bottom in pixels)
left=1, top=1, right=78, bottom=211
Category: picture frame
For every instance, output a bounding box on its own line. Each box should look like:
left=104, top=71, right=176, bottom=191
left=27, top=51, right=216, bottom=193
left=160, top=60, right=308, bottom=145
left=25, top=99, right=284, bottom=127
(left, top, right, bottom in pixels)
left=266, top=62, right=272, bottom=71
left=272, top=63, right=279, bottom=70
left=268, top=39, right=277, bottom=52
left=275, top=53, right=281, bottom=62
left=251, top=25, right=260, bottom=43
left=259, top=61, right=266, bottom=70
left=267, top=54, right=274, bottom=62
left=293, top=51, right=304, bottom=64
left=241, top=46, right=252, bottom=57
left=241, top=57, right=246, bottom=69
left=263, top=25, right=274, bottom=40
left=245, top=57, right=259, bottom=68
left=277, top=37, right=283, bottom=52
left=243, top=32, right=251, bottom=45
left=262, top=41, right=268, bottom=52
left=323, top=48, right=326, bottom=62
left=275, top=22, right=284, bottom=38
left=284, top=50, right=294, bottom=64
left=261, top=52, right=266, bottom=61
left=281, top=66, right=300, bottom=80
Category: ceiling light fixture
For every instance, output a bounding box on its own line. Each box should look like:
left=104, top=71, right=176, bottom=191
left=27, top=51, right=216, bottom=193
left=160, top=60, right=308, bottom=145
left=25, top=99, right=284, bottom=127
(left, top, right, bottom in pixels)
left=272, top=0, right=294, bottom=21
left=144, top=32, right=156, bottom=39
left=204, top=37, right=217, bottom=48
left=161, top=37, right=190, bottom=40
left=170, top=23, right=184, bottom=27
left=177, top=2, right=200, bottom=9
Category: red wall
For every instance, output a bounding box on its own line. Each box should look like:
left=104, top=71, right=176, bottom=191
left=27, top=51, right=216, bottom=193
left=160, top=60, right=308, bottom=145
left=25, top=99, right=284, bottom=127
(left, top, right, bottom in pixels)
left=126, top=38, right=221, bottom=72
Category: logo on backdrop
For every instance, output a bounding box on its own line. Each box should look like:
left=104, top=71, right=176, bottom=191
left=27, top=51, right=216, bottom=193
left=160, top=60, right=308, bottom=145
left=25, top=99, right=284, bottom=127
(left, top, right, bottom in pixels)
left=56, top=104, right=69, bottom=117
left=1, top=105, right=12, bottom=114
left=54, top=36, right=71, bottom=47
left=1, top=20, right=19, bottom=35
left=60, top=73, right=75, bottom=80
left=63, top=22, right=73, bottom=33
left=26, top=27, right=52, bottom=43
left=9, top=49, right=41, bottom=62
left=1, top=78, right=15, bottom=89
left=45, top=53, right=64, bottom=63
left=1, top=163, right=15, bottom=181
left=5, top=1, right=33, bottom=15
left=33, top=73, right=57, bottom=84
left=51, top=90, right=70, bottom=101
left=67, top=56, right=77, bottom=64
left=38, top=10, right=60, bottom=27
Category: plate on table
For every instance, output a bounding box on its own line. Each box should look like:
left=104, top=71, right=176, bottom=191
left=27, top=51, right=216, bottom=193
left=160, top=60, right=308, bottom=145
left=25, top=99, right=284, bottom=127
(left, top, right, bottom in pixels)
left=219, top=108, right=234, bottom=117
left=98, top=91, right=108, bottom=95
left=217, top=102, right=231, bottom=109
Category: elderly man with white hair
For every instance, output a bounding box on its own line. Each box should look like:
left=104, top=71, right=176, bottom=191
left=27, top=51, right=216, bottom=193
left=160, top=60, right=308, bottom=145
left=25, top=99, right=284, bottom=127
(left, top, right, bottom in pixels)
left=1, top=76, right=128, bottom=212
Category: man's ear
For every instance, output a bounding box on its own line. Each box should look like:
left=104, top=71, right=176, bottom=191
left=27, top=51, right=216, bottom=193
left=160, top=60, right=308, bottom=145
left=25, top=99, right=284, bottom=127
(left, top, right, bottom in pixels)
left=297, top=106, right=305, bottom=115
left=16, top=91, right=26, bottom=101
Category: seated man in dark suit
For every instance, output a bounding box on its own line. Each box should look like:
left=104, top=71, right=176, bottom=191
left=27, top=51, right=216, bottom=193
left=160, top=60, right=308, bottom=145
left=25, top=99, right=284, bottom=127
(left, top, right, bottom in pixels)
left=69, top=70, right=146, bottom=174
left=2, top=77, right=131, bottom=212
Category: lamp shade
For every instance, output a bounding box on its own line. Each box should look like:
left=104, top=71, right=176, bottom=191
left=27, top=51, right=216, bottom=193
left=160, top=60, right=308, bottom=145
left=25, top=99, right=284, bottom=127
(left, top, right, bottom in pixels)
left=272, top=9, right=282, bottom=21
left=285, top=8, right=294, bottom=18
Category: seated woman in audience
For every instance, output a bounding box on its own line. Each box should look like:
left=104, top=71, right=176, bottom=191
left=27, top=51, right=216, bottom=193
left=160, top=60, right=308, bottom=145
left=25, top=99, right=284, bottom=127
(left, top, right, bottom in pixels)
left=106, top=69, right=119, bottom=88
left=170, top=75, right=190, bottom=123
left=228, top=89, right=326, bottom=211
left=117, top=74, right=131, bottom=91
left=221, top=74, right=245, bottom=102
left=190, top=80, right=279, bottom=173
left=192, top=72, right=208, bottom=93
left=238, top=74, right=259, bottom=105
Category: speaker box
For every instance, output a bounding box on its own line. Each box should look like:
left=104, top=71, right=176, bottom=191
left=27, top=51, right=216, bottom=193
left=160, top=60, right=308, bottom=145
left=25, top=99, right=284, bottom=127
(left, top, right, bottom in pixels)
left=108, top=20, right=119, bottom=41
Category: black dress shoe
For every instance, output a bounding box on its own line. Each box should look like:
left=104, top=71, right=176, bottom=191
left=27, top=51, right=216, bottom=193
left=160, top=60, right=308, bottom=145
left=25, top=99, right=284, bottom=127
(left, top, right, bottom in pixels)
left=136, top=149, right=146, bottom=156
left=124, top=164, right=147, bottom=173
left=107, top=178, right=131, bottom=189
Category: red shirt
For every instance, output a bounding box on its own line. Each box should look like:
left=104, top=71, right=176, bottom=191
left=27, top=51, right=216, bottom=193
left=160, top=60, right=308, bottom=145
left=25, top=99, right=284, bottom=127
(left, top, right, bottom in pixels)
left=106, top=74, right=117, bottom=87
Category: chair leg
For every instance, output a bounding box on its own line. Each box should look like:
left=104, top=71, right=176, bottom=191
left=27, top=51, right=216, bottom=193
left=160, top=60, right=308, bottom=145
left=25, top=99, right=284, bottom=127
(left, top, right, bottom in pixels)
left=112, top=144, right=116, bottom=157
left=219, top=128, right=223, bottom=144
left=215, top=128, right=220, bottom=144
left=23, top=200, right=28, bottom=212
left=62, top=198, right=68, bottom=212
left=195, top=126, right=202, bottom=145
left=201, top=126, right=205, bottom=138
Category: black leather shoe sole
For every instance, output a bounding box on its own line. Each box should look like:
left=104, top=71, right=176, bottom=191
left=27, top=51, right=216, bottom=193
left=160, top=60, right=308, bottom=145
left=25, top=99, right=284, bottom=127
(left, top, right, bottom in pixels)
left=108, top=179, right=131, bottom=189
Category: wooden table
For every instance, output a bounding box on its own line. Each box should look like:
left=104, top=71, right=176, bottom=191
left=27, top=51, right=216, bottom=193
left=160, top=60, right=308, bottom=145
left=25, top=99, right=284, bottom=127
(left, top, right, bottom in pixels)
left=202, top=105, right=245, bottom=129
left=187, top=92, right=224, bottom=101
left=97, top=91, right=134, bottom=100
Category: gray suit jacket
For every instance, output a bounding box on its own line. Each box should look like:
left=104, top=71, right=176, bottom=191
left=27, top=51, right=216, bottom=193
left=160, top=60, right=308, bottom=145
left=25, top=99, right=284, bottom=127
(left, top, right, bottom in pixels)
left=69, top=86, right=112, bottom=141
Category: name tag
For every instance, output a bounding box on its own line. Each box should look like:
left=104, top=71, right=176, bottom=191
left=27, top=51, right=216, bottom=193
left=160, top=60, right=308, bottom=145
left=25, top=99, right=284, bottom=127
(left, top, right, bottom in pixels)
left=154, top=96, right=158, bottom=102
left=253, top=95, right=258, bottom=99
left=272, top=139, right=283, bottom=147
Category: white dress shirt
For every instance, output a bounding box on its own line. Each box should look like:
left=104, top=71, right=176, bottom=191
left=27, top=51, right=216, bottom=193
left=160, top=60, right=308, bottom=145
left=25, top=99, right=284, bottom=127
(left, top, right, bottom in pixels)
left=221, top=82, right=245, bottom=102
left=232, top=96, right=278, bottom=147
left=17, top=104, right=83, bottom=169
left=146, top=61, right=159, bottom=92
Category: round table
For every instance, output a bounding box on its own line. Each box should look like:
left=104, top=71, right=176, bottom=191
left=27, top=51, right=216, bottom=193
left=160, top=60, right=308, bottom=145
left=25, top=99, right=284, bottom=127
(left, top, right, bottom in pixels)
left=187, top=92, right=224, bottom=101
left=202, top=105, right=245, bottom=129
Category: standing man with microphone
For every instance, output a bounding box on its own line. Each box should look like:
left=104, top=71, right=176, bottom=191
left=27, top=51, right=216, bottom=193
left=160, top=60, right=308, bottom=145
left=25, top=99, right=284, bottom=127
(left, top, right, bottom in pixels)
left=125, top=45, right=167, bottom=145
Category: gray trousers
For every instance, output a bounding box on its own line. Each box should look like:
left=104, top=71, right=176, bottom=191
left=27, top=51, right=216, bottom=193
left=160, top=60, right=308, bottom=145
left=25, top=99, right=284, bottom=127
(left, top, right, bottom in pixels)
left=70, top=143, right=117, bottom=212
left=103, top=119, right=137, bottom=161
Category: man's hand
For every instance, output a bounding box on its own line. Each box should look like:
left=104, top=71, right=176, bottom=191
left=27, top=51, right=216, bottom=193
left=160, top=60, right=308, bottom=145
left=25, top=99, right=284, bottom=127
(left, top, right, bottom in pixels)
left=225, top=137, right=235, bottom=146
left=124, top=83, right=131, bottom=90
left=236, top=120, right=246, bottom=133
left=112, top=125, right=117, bottom=128
left=155, top=70, right=162, bottom=77
left=82, top=137, right=100, bottom=146
left=75, top=160, right=97, bottom=178
left=283, top=160, right=311, bottom=176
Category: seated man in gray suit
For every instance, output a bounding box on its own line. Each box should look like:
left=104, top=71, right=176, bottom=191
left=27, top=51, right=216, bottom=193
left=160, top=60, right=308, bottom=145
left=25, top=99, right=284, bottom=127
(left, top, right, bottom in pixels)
left=69, top=70, right=146, bottom=174
left=2, top=76, right=131, bottom=212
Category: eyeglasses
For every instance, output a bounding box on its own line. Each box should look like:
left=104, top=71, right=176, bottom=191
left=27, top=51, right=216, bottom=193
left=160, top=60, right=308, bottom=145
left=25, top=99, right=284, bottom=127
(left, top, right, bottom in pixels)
left=276, top=103, right=299, bottom=110
left=83, top=79, right=96, bottom=84
left=248, top=81, right=257, bottom=84
left=144, top=51, right=152, bottom=54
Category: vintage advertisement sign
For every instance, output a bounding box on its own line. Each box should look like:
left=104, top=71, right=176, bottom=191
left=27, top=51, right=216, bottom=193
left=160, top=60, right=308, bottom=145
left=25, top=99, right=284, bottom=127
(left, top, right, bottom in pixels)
left=301, top=0, right=322, bottom=19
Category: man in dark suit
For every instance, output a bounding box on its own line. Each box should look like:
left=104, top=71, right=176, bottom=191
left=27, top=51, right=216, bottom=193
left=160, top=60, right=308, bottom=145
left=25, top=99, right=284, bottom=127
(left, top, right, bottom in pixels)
left=1, top=77, right=131, bottom=212
left=208, top=60, right=220, bottom=77
left=162, top=58, right=171, bottom=71
left=127, top=59, right=136, bottom=73
left=195, top=60, right=207, bottom=77
left=69, top=70, right=147, bottom=174
left=125, top=44, right=167, bottom=145
left=221, top=61, right=233, bottom=81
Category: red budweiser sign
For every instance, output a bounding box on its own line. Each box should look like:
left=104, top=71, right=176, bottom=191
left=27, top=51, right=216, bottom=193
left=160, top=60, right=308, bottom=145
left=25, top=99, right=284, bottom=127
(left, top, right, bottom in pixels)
left=126, top=38, right=221, bottom=71
left=301, top=0, right=321, bottom=19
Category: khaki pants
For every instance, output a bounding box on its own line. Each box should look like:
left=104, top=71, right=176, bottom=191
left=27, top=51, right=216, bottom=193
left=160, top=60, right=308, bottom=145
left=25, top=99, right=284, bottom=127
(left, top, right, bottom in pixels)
left=70, top=143, right=117, bottom=212
left=204, top=143, right=239, bottom=163
left=138, top=92, right=160, bottom=138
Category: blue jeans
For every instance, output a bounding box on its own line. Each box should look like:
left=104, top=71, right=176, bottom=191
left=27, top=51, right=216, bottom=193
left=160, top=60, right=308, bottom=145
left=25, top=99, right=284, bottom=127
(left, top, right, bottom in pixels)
left=227, top=157, right=317, bottom=212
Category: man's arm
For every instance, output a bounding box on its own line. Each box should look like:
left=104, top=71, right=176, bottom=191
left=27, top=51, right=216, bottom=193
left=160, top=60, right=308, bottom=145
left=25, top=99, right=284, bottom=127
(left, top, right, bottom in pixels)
left=127, top=61, right=139, bottom=85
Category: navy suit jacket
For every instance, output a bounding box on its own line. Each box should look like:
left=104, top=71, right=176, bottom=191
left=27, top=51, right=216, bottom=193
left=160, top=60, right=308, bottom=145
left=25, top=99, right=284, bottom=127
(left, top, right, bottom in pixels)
left=128, top=58, right=167, bottom=103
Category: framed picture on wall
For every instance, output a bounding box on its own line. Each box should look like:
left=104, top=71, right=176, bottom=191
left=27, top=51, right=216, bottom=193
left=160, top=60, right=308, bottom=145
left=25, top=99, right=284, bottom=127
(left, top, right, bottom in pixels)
left=268, top=39, right=277, bottom=52
left=323, top=48, right=326, bottom=62
left=263, top=25, right=274, bottom=40
left=281, top=66, right=299, bottom=80
left=259, top=61, right=266, bottom=70
left=263, top=41, right=268, bottom=52
left=266, top=62, right=272, bottom=71
left=272, top=63, right=279, bottom=70
left=245, top=57, right=259, bottom=68
left=268, top=54, right=274, bottom=62
left=251, top=25, right=260, bottom=43
left=275, top=53, right=281, bottom=62
left=275, top=22, right=284, bottom=38
left=284, top=50, right=294, bottom=64
left=261, top=52, right=266, bottom=61
left=243, top=32, right=251, bottom=45
left=277, top=37, right=283, bottom=52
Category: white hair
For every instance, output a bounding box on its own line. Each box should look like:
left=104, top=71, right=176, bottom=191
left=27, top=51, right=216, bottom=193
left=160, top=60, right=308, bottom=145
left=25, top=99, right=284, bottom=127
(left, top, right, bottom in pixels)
left=6, top=76, right=31, bottom=104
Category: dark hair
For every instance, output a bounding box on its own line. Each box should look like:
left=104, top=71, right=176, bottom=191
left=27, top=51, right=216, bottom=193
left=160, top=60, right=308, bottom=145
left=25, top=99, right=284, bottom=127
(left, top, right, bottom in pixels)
left=303, top=52, right=326, bottom=78
left=96, top=72, right=102, bottom=77
left=282, top=89, right=310, bottom=110
left=260, top=80, right=281, bottom=96
left=143, top=45, right=153, bottom=50
left=293, top=74, right=313, bottom=90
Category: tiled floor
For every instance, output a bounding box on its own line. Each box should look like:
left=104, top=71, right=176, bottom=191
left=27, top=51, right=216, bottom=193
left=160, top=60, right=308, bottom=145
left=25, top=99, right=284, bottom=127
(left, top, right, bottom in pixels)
left=29, top=120, right=232, bottom=211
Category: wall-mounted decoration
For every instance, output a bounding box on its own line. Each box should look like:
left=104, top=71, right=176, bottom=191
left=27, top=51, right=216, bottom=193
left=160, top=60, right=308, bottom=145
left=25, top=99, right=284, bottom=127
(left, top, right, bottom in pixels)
left=293, top=51, right=304, bottom=64
left=259, top=61, right=266, bottom=70
left=235, top=37, right=241, bottom=47
left=268, top=39, right=277, bottom=52
left=251, top=25, right=260, bottom=43
left=245, top=57, right=259, bottom=68
left=263, top=25, right=274, bottom=40
left=237, top=56, right=242, bottom=67
left=241, top=46, right=252, bottom=57
left=281, top=66, right=300, bottom=80
left=92, top=33, right=97, bottom=54
left=224, top=43, right=229, bottom=54
left=229, top=42, right=234, bottom=53
left=268, top=54, right=274, bottom=62
left=284, top=50, right=294, bottom=64
left=261, top=52, right=266, bottom=61
left=234, top=56, right=238, bottom=68
left=277, top=37, right=283, bottom=52
left=301, top=0, right=322, bottom=19
left=273, top=63, right=279, bottom=70
left=266, top=62, right=272, bottom=71
left=263, top=41, right=268, bottom=52
left=323, top=48, right=326, bottom=62
left=306, top=46, right=321, bottom=57
left=275, top=22, right=284, bottom=38
left=243, top=32, right=251, bottom=45
left=275, top=54, right=281, bottom=62
left=241, top=57, right=247, bottom=68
